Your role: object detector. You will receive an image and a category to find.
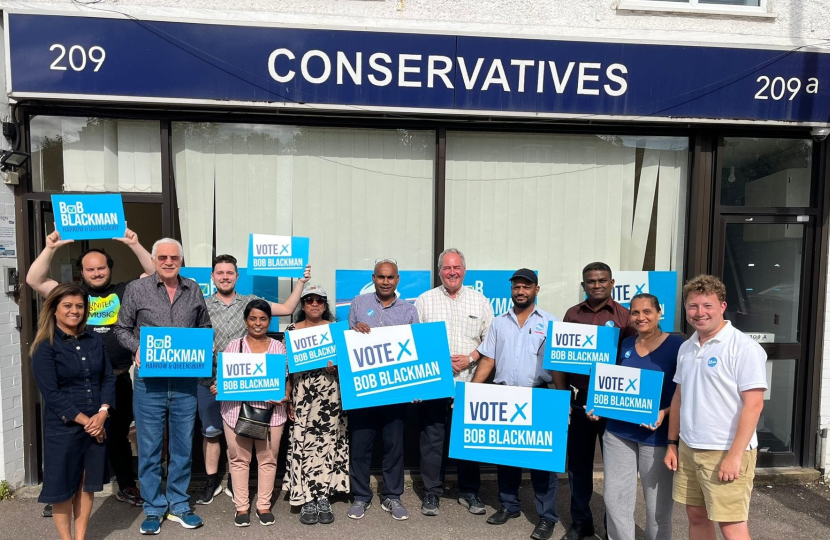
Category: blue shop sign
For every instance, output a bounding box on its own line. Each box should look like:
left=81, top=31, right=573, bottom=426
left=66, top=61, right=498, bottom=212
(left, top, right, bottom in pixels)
left=611, top=271, right=678, bottom=332
left=137, top=327, right=213, bottom=378
left=463, top=270, right=537, bottom=316
left=448, top=382, right=570, bottom=473
left=51, top=194, right=126, bottom=240
left=7, top=13, right=830, bottom=124
left=335, top=269, right=431, bottom=322
left=334, top=322, right=454, bottom=410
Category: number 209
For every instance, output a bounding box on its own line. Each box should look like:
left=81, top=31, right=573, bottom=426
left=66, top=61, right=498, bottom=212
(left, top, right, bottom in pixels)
left=755, top=76, right=819, bottom=101
left=49, top=44, right=106, bottom=72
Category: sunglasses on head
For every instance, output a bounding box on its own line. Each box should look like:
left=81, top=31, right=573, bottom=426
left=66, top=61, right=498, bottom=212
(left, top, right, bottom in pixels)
left=303, top=296, right=326, bottom=305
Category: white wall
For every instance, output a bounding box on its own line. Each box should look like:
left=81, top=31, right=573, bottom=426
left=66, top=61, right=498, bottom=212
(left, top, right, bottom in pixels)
left=4, top=0, right=828, bottom=48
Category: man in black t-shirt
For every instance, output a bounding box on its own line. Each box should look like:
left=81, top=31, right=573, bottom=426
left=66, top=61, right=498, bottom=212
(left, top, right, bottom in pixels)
left=27, top=228, right=156, bottom=509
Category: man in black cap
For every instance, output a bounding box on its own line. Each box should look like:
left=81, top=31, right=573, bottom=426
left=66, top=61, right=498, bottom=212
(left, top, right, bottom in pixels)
left=472, top=268, right=561, bottom=540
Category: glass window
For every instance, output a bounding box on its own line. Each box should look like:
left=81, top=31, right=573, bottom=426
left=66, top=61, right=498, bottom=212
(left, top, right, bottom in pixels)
left=30, top=116, right=162, bottom=193
left=723, top=222, right=804, bottom=343
left=445, top=132, right=688, bottom=325
left=720, top=138, right=813, bottom=207
left=758, top=359, right=796, bottom=454
left=172, top=123, right=435, bottom=312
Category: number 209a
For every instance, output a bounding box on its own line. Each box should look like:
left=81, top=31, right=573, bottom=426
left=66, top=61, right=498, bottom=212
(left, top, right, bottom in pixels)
left=50, top=44, right=106, bottom=72
left=755, top=76, right=819, bottom=101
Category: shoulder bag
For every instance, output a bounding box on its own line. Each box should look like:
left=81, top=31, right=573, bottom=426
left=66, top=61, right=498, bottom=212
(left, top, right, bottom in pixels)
left=232, top=337, right=273, bottom=440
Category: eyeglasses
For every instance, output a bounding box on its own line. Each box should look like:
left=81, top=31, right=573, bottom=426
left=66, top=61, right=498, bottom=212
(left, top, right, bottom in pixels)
left=303, top=296, right=326, bottom=305
left=156, top=255, right=181, bottom=262
left=374, top=258, right=397, bottom=265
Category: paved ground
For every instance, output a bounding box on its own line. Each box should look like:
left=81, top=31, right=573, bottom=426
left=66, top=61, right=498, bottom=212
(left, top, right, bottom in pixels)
left=3, top=478, right=829, bottom=539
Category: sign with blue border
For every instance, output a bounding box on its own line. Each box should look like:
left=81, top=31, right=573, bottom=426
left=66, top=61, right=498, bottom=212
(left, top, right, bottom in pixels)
left=463, top=270, right=537, bottom=316
left=137, top=327, right=213, bottom=378
left=587, top=363, right=663, bottom=425
left=8, top=13, right=830, bottom=124
left=544, top=321, right=619, bottom=375
left=449, top=382, right=570, bottom=472
left=334, top=322, right=454, bottom=410
left=216, top=352, right=286, bottom=401
left=179, top=266, right=284, bottom=331
left=285, top=321, right=348, bottom=373
left=247, top=234, right=309, bottom=278
left=611, top=271, right=678, bottom=332
left=335, top=269, right=431, bottom=322
left=51, top=194, right=126, bottom=240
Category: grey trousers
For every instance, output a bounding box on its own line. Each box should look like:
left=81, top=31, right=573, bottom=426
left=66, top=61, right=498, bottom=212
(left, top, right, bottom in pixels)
left=602, top=430, right=674, bottom=540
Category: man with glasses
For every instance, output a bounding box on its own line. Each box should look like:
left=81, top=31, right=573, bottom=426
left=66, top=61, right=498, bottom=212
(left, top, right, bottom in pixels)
left=196, top=254, right=309, bottom=505
left=27, top=228, right=156, bottom=514
left=414, top=248, right=494, bottom=516
left=347, top=259, right=419, bottom=522
left=114, top=238, right=211, bottom=535
left=473, top=268, right=560, bottom=540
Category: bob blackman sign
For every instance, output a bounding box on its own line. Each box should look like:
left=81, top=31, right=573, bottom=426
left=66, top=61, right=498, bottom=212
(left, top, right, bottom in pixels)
left=6, top=12, right=830, bottom=124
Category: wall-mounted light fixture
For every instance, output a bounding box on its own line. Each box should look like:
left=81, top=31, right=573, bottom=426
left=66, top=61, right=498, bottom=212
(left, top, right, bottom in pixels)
left=0, top=149, right=29, bottom=170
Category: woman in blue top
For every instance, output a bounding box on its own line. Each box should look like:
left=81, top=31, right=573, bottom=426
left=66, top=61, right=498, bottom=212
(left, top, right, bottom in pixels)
left=31, top=282, right=115, bottom=540
left=588, top=293, right=681, bottom=540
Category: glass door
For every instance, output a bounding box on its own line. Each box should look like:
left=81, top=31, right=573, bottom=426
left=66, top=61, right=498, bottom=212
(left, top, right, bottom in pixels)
left=714, top=215, right=814, bottom=467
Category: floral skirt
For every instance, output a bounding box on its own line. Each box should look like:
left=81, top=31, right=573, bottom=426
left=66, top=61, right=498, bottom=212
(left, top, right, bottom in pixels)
left=283, top=369, right=349, bottom=505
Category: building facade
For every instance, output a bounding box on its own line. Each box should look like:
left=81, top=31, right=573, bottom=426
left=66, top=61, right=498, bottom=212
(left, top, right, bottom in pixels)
left=0, top=0, right=829, bottom=487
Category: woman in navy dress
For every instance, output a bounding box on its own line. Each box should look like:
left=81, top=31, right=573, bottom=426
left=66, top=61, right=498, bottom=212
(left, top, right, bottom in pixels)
left=587, top=293, right=682, bottom=540
left=31, top=282, right=115, bottom=540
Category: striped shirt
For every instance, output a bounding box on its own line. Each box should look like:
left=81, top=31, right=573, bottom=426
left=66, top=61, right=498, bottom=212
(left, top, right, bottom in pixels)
left=219, top=336, right=288, bottom=428
left=415, top=285, right=495, bottom=383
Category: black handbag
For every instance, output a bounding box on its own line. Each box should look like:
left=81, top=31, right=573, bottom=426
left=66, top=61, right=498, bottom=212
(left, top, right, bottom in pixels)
left=232, top=338, right=273, bottom=440
left=234, top=402, right=273, bottom=441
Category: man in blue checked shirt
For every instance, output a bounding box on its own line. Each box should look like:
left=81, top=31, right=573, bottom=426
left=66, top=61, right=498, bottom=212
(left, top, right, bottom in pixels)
left=346, top=259, right=419, bottom=522
left=472, top=268, right=561, bottom=540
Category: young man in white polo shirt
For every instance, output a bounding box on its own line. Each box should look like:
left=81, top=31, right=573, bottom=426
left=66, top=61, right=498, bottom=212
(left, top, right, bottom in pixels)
left=664, top=275, right=767, bottom=540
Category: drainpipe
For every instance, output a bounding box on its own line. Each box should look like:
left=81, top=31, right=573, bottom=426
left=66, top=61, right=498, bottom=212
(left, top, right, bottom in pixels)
left=818, top=428, right=828, bottom=477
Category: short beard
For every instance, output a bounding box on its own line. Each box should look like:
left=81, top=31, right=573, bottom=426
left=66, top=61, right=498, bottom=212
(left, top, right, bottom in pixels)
left=83, top=277, right=111, bottom=292
left=512, top=297, right=534, bottom=309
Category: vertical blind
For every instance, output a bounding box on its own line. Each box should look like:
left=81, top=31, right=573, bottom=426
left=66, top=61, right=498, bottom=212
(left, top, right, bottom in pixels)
left=172, top=123, right=435, bottom=303
left=31, top=117, right=162, bottom=193
left=445, top=132, right=688, bottom=319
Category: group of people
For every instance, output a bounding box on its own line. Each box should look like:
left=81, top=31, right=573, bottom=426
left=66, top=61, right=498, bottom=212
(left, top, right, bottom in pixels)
left=27, top=231, right=767, bottom=540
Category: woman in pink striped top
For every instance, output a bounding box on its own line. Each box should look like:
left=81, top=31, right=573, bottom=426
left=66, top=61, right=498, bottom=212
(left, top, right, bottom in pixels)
left=217, top=299, right=291, bottom=527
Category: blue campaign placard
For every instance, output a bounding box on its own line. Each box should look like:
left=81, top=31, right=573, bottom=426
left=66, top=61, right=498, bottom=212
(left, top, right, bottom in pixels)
left=544, top=321, right=619, bottom=375
left=334, top=322, right=454, bottom=410
left=247, top=234, right=309, bottom=278
left=216, top=353, right=286, bottom=402
left=285, top=321, right=348, bottom=373
left=137, top=327, right=213, bottom=378
left=463, top=270, right=537, bottom=316
left=448, top=382, right=570, bottom=473
left=335, top=269, right=431, bottom=322
left=51, top=194, right=126, bottom=240
left=179, top=266, right=284, bottom=331
left=587, top=363, right=664, bottom=426
left=611, top=271, right=678, bottom=332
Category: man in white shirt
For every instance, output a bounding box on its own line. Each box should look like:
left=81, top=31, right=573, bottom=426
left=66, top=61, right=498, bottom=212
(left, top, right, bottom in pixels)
left=414, top=248, right=494, bottom=516
left=664, top=274, right=767, bottom=540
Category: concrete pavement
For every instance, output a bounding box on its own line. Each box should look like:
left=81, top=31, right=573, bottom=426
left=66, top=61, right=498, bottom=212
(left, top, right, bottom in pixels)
left=2, top=477, right=830, bottom=539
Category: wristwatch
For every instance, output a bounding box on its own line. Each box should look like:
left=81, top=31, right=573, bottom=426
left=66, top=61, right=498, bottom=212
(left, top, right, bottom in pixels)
left=667, top=439, right=679, bottom=446
left=468, top=355, right=476, bottom=368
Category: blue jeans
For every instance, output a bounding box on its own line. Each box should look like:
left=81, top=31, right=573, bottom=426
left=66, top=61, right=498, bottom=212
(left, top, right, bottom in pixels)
left=133, top=374, right=198, bottom=517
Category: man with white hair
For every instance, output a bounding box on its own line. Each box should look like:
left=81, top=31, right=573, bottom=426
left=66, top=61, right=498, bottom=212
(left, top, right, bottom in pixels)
left=414, top=248, right=494, bottom=516
left=115, top=238, right=212, bottom=535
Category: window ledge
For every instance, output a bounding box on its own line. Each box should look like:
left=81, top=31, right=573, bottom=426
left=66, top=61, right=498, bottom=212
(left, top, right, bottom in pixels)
left=617, top=1, right=777, bottom=19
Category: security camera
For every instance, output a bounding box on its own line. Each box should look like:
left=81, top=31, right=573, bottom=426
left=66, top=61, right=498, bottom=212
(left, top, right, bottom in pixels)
left=812, top=127, right=830, bottom=142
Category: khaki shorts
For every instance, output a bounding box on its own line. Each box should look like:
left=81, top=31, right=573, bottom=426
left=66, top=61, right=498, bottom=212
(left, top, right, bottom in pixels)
left=672, top=440, right=757, bottom=522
